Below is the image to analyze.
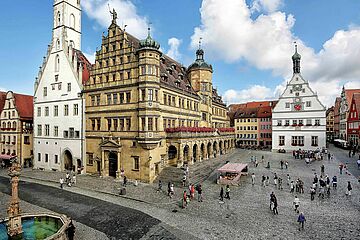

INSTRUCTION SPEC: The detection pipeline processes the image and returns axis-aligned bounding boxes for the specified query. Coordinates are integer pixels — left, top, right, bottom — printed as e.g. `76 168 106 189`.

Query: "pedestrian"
72 175 76 185
186 165 189 175
346 181 352 196
190 184 195 199
313 174 318 188
59 177 64 189
251 173 256 185
357 159 360 170
339 164 343 174
266 176 270 186
157 180 162 192
167 182 171 196
274 173 278 186
326 183 331 196
182 190 187 208
328 152 331 161
170 183 174 198
318 186 325 199
293 196 300 213
225 185 230 200
310 187 315 201
285 161 288 169
266 161 270 169
269 192 275 210
262 175 266 187
332 176 337 189
255 159 259 168
299 180 304 194
66 219 76 240
280 160 284 169
182 174 187 187
297 212 306 231
320 164 325 175
123 176 127 187
348 150 351 158
273 197 279 215
197 184 203 202
65 172 70 184
287 174 291 186
219 186 224 201
278 177 283 190
290 181 294 193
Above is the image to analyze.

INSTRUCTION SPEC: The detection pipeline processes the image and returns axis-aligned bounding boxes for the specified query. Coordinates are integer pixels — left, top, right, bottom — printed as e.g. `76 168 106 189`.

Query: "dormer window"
171 63 176 70
167 67 172 75
160 56 165 64
178 73 183 80
186 84 191 91
175 79 180 87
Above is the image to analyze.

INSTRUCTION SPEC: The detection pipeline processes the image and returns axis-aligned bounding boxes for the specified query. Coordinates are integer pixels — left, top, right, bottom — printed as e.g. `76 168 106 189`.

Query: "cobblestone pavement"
0 192 109 240
0 146 359 239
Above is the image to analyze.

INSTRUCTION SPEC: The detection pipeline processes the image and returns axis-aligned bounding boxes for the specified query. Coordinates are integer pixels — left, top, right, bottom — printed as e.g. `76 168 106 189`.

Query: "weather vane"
199 37 203 49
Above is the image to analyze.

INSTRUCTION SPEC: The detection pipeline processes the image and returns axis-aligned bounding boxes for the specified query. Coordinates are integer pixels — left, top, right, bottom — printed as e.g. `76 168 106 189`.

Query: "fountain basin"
0 213 71 240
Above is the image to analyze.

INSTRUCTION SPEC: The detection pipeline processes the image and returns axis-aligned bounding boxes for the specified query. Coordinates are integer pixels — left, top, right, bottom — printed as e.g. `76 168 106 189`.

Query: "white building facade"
272 47 326 151
33 0 90 172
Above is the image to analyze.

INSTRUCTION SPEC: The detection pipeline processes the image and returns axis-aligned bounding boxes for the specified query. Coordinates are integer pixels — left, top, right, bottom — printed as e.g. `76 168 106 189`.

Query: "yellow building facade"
234 108 259 146
83 16 235 182
0 91 33 167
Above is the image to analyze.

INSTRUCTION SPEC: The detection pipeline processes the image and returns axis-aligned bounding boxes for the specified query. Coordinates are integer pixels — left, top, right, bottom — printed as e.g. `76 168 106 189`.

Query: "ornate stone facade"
84 18 234 182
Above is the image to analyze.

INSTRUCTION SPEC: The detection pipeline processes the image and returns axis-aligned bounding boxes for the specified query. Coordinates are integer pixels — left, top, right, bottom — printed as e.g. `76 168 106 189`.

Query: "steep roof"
73 49 92 84
13 93 33 119
350 93 360 120
257 106 272 118
234 107 259 118
334 97 341 115
0 92 6 113
326 106 334 116
345 89 360 106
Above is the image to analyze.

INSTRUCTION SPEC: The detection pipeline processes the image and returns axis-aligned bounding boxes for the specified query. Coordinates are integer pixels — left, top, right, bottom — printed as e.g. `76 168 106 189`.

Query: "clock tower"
271 45 326 151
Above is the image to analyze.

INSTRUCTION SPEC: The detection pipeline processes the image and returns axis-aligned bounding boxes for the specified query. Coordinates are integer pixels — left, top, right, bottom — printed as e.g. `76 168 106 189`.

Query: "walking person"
273 173 278 186
339 164 343 174
290 181 295 193
123 176 127 187
297 212 306 231
219 186 224 201
182 190 187 208
280 160 284 169
346 181 352 196
72 175 76 185
320 164 325 175
285 161 288 169
269 192 275 210
278 177 283 190
65 172 70 185
262 175 266 187
310 187 316 201
167 182 171 196
332 176 337 189
182 174 187 187
59 177 64 189
266 176 270 186
225 185 230 200
293 196 300 213
170 183 174 198
197 184 203 202
287 174 291 186
273 197 279 215
157 180 162 192
251 173 256 186
190 184 195 200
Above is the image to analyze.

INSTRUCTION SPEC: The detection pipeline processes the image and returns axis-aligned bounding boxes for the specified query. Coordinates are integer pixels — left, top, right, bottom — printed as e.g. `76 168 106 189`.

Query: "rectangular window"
141 90 146 101
285 102 290 108
67 83 71 92
38 153 41 162
64 105 69 116
306 119 312 125
54 106 58 116
87 153 94 166
24 136 30 144
91 96 95 106
277 120 282 126
55 155 59 164
306 101 311 107
120 93 124 104
311 136 318 146
73 104 78 115
54 126 58 137
202 113 207 121
148 118 153 131
292 120 297 125
45 124 50 136
155 90 158 102
107 94 112 105
91 119 96 131
119 119 124 131
107 119 112 131
37 125 42 136
63 130 69 138
141 117 146 131
126 118 131 130
126 92 131 103
97 119 101 130
96 95 100 106
37 107 41 117
75 131 80 138
133 157 140 171
148 89 153 101
45 107 49 116
43 87 47 97
113 119 118 131
279 136 285 146
45 154 49 163
69 128 74 138
299 119 303 125
315 119 320 126
113 93 118 104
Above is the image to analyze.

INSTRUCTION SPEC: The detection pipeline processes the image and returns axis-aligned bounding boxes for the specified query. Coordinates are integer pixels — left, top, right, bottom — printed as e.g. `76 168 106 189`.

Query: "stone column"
188 145 194 165
196 145 201 162
116 151 121 179
177 144 183 168
208 144 213 159
101 150 105 176
203 144 208 160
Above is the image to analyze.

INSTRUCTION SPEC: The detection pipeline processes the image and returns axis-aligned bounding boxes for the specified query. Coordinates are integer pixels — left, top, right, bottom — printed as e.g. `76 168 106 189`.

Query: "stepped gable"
73 49 92 84
159 55 198 97
0 92 6 112
212 88 226 106
13 93 33 120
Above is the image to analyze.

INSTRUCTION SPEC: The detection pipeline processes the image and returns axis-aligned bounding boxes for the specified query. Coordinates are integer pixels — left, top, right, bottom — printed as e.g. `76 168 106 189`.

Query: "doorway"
108 152 118 177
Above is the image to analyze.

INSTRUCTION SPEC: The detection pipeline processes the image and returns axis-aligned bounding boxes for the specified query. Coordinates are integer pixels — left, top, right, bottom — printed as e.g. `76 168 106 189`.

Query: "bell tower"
52 0 81 52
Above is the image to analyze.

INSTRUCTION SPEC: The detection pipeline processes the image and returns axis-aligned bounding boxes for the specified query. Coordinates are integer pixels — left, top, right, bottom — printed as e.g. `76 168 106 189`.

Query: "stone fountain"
0 160 73 240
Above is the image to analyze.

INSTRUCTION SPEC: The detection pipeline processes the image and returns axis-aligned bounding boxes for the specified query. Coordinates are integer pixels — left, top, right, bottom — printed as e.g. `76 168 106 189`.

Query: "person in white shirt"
251 173 256 185
59 177 64 189
293 196 300 213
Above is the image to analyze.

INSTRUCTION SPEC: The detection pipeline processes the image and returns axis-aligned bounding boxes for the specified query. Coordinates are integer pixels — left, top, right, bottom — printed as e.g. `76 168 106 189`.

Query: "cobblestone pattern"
1 145 359 239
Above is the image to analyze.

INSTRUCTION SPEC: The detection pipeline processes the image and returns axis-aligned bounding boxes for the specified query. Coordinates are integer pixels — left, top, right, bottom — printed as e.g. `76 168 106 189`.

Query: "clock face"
295 97 301 103
294 104 302 111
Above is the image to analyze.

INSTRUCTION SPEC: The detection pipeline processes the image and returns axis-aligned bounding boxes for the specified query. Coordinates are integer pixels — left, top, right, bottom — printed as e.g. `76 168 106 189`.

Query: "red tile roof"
350 93 360 120
74 49 92 84
13 93 33 119
345 89 360 106
334 97 341 115
257 106 272 118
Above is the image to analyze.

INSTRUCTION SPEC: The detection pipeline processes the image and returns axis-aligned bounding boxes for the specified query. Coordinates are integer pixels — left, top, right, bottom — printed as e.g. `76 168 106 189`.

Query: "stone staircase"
156 150 237 187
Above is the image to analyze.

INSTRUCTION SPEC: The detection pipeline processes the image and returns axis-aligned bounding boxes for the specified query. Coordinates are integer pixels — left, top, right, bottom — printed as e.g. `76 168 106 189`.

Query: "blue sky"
1 0 360 106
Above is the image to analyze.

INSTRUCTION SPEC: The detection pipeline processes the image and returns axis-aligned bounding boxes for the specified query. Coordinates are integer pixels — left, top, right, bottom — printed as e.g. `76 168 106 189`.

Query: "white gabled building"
272 46 326 151
33 0 91 172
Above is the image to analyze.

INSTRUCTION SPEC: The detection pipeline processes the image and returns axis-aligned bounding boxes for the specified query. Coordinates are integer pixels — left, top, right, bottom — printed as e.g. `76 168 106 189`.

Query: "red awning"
0 154 16 160
217 163 248 173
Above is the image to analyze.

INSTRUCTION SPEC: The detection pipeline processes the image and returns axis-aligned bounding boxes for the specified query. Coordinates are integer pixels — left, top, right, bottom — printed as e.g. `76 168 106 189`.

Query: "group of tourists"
59 172 76 189
293 149 324 162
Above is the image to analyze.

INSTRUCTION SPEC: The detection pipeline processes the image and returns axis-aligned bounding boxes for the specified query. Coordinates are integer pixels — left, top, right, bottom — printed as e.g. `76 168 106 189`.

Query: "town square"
0 0 360 239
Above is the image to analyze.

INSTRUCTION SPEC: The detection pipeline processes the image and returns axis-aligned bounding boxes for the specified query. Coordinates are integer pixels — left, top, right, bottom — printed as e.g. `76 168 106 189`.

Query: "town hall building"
272 46 326 151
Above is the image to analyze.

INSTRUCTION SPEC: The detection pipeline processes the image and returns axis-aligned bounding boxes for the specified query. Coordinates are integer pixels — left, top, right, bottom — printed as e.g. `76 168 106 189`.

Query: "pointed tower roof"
292 44 301 74
188 39 212 72
139 27 160 50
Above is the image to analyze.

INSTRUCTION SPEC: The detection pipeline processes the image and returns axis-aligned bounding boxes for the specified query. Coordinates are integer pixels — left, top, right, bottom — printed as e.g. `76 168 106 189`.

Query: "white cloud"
166 38 182 61
223 85 273 104
191 0 360 107
251 0 283 13
83 52 96 64
81 0 148 39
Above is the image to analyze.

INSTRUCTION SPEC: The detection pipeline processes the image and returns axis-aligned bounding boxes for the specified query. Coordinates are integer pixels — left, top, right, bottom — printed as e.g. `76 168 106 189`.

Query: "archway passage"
108 152 118 177
193 144 198 162
64 150 73 171
201 143 205 160
168 145 177 160
183 145 190 163
213 142 218 158
207 142 212 158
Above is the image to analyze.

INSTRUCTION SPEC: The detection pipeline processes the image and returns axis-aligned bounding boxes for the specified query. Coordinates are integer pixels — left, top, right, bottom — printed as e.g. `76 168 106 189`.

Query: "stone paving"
0 145 359 239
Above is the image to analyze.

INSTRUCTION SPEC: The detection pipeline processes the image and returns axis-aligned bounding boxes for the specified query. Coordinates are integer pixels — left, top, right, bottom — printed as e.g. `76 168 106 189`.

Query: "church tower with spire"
272 45 326 151
33 0 90 172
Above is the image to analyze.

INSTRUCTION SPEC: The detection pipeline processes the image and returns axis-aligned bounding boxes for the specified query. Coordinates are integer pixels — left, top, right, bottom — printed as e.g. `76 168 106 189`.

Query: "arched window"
55 54 60 72
69 40 74 48
12 122 16 129
7 122 11 128
2 122 5 128
57 11 61 26
70 14 75 29
56 39 60 50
